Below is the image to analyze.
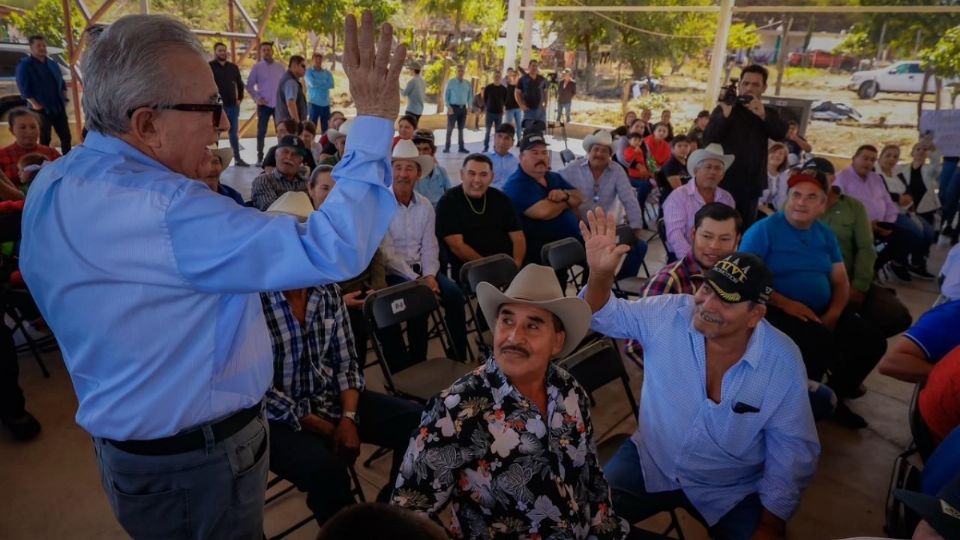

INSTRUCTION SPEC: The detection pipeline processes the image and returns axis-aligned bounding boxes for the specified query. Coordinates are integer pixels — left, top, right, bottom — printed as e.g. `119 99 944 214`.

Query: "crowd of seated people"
11 38 960 540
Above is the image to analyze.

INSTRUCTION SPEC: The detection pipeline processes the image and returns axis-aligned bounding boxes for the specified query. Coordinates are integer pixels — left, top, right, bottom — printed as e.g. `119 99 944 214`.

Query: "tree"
9 0 84 49
833 30 874 58
727 22 760 52
919 25 960 115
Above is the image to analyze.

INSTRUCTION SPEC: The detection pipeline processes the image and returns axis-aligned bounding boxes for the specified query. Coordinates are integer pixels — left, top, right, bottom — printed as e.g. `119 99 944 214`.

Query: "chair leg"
11 320 50 378
362 446 392 469
348 465 366 502
663 509 685 539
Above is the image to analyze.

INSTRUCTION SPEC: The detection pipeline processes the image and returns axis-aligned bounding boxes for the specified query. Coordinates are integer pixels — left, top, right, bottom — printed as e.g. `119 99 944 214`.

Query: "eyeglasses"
126 99 223 128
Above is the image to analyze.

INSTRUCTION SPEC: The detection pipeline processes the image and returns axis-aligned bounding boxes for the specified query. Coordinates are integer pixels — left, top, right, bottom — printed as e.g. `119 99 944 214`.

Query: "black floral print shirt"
392 358 628 539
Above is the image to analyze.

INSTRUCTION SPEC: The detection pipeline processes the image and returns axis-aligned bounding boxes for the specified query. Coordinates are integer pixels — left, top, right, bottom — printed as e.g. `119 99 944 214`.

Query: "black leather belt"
106 403 261 456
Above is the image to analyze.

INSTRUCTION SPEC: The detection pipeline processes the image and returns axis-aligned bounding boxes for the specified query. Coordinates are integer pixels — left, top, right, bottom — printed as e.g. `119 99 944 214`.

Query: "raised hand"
342 11 407 120
579 208 630 278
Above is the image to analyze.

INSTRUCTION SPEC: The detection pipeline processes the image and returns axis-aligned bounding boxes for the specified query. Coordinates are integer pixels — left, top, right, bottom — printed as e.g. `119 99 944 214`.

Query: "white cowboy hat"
582 130 614 153
265 191 313 222
686 142 735 177
211 147 234 169
476 264 592 359
391 139 435 179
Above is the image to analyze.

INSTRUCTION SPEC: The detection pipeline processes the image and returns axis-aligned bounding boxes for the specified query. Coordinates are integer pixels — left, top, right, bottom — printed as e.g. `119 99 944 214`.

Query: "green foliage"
630 92 672 113
423 57 447 94
727 23 760 51
833 31 874 57
920 25 960 80
9 0 84 49
850 0 960 59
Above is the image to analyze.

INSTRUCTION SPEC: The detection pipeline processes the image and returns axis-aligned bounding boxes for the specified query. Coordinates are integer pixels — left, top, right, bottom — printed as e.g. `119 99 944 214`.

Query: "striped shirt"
581 291 820 525
262 285 364 430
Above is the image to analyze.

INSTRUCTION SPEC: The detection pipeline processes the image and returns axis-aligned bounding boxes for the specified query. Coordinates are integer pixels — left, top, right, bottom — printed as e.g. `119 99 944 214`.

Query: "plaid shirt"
0 143 61 184
251 168 308 210
642 253 704 297
261 285 364 431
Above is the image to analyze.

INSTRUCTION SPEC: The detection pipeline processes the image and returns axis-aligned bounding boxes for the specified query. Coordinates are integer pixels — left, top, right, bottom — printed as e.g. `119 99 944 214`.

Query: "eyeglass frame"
126 99 223 128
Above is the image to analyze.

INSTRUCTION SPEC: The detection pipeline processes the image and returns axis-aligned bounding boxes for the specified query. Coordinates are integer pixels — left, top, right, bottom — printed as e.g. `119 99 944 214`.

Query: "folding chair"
363 281 474 403
459 254 518 359
657 218 677 264
558 337 684 539
613 225 649 299
2 285 55 378
264 466 365 540
541 238 587 294
883 383 932 538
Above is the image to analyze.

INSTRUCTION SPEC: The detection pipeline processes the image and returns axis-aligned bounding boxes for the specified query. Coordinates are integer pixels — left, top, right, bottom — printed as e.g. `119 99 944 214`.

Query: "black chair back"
558 337 638 418
460 254 518 294
615 224 633 246
541 238 585 272
363 280 438 331
908 383 937 461
657 217 676 264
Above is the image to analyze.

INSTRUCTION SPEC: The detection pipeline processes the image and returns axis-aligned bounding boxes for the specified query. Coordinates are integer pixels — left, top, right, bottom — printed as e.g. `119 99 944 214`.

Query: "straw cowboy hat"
686 142 735 177
476 264 592 359
392 139 435 179
265 191 313 222
211 147 233 169
582 130 614 153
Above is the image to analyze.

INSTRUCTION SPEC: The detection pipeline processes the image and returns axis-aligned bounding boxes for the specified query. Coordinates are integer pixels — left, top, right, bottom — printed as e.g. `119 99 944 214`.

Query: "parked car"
789 50 859 71
848 61 956 99
0 41 73 119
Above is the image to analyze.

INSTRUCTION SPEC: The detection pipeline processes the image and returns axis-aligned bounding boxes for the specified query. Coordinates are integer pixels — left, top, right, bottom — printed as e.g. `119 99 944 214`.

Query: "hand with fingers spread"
342 11 407 120
579 207 630 278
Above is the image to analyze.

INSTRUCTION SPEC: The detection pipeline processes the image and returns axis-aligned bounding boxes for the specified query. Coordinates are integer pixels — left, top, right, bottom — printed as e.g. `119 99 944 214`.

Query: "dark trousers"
731 191 759 230
94 413 269 540
381 274 468 372
941 159 960 230
404 111 421 125
483 112 502 151
256 105 275 160
224 105 241 160
856 284 912 339
876 222 912 268
445 105 467 151
0 324 25 420
267 391 422 524
308 104 331 133
38 109 71 154
606 441 762 540
765 306 886 399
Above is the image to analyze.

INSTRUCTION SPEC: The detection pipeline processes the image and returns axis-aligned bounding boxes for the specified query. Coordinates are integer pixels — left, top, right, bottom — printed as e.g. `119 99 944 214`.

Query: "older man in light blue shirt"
578 209 819 540
20 12 405 540
443 64 473 154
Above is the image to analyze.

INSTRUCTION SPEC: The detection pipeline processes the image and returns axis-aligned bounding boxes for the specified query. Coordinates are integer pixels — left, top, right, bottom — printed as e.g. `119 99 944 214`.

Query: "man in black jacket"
704 64 787 227
209 43 248 166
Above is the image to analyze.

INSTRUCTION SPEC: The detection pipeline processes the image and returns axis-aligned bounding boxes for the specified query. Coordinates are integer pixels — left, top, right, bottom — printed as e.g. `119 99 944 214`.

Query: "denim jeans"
505 108 522 132
605 440 763 540
38 108 71 154
895 212 935 264
445 105 467 150
256 104 275 160
483 112 502 151
223 104 241 159
557 102 572 124
308 104 331 132
940 158 960 230
94 413 269 540
617 238 648 280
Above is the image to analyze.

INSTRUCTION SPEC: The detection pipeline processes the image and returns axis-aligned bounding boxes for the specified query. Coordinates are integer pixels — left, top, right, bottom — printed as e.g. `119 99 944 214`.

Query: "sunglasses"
126 99 223 128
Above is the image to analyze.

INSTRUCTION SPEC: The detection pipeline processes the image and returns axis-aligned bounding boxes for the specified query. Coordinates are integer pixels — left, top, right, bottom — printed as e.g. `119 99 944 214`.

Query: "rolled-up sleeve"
166 116 397 293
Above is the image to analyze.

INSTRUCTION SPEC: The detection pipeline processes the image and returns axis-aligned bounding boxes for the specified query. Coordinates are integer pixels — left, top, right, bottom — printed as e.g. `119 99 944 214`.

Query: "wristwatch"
343 411 359 426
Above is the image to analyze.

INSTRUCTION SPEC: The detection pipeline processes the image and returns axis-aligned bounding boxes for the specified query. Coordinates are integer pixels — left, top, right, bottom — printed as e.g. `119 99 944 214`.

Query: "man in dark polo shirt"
209 42 248 166
436 153 525 278
503 131 582 265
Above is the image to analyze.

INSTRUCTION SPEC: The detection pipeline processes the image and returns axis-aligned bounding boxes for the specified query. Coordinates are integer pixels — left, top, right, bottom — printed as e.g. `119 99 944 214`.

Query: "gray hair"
81 15 206 136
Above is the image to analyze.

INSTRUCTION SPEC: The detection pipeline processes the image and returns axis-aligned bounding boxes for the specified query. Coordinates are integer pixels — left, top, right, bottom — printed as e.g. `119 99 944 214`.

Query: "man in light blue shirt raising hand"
579 208 819 540
20 11 406 540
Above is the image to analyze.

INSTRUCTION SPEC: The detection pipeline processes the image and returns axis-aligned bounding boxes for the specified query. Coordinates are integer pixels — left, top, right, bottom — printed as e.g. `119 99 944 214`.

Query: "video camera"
719 77 754 106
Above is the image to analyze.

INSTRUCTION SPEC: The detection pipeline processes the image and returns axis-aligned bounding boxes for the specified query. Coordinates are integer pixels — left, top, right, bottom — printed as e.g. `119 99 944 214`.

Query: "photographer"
705 64 787 227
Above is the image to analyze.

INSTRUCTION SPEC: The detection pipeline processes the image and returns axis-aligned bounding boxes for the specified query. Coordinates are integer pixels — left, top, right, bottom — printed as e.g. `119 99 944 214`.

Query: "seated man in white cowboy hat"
580 208 819 540
392 263 629 539
198 147 245 205
261 191 424 526
661 142 736 260
560 129 648 280
380 139 468 368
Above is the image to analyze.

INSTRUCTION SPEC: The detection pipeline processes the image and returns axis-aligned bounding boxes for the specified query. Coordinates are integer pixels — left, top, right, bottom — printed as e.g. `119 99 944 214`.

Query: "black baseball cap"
801 156 835 176
703 252 773 304
895 474 960 540
519 131 548 152
276 135 310 159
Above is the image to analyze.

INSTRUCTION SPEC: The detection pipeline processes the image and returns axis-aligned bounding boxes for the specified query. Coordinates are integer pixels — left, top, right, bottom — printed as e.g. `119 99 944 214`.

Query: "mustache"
500 344 530 357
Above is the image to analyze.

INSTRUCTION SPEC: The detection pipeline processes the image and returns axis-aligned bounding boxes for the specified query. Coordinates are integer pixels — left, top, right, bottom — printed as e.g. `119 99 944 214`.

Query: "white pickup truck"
848 61 955 98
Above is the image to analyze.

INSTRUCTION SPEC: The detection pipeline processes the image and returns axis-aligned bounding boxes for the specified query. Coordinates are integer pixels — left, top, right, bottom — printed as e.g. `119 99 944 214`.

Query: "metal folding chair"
613 224 649 298
541 238 587 294
459 254 518 359
264 466 365 540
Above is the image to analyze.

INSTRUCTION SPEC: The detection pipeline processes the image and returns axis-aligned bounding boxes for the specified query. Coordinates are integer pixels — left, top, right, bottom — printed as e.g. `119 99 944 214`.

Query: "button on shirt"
305 67 334 107
486 150 519 190
581 292 820 525
246 59 286 109
662 180 735 259
19 117 397 440
833 166 899 223
393 358 629 539
381 191 439 280
559 157 644 229
444 78 473 107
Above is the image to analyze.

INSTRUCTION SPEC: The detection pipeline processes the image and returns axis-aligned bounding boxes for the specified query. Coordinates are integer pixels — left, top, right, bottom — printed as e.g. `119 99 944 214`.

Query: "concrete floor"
1 129 949 539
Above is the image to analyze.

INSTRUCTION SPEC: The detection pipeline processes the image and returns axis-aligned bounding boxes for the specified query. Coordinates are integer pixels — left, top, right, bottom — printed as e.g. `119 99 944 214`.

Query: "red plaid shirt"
642 252 705 297
0 143 61 185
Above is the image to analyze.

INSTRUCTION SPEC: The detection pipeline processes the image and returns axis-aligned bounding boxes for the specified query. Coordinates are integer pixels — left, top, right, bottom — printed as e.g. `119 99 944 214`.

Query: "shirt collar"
83 131 176 172
483 357 561 406
685 299 764 370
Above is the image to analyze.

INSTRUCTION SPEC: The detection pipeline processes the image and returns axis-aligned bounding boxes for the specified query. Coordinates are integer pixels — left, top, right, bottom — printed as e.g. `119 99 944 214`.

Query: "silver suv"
0 41 73 119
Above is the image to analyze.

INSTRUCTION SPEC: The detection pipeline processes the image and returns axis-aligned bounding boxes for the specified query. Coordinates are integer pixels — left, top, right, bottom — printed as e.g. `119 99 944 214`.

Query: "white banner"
920 110 960 157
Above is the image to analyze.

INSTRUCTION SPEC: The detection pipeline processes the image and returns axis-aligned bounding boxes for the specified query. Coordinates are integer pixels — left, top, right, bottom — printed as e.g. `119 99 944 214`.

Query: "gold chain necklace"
463 188 487 215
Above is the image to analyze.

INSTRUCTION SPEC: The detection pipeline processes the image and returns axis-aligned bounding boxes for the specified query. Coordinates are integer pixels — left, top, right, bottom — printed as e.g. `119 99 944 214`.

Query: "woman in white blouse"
757 141 791 217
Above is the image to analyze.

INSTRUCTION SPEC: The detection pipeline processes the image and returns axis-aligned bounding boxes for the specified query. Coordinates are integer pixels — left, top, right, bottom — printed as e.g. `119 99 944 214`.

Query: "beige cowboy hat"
392 139 435 179
210 147 234 169
476 264 592 359
686 142 735 177
582 130 614 153
265 191 313 222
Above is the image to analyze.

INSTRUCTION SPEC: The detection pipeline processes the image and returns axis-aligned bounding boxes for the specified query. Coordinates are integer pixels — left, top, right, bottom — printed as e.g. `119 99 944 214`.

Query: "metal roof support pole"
703 0 734 111
520 0 534 68
62 0 84 138
502 0 521 73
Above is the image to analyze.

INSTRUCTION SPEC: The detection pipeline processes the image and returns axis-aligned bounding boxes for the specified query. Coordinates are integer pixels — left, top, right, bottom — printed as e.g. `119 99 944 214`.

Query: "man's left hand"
333 418 361 465
821 311 840 331
547 189 567 203
745 97 766 119
422 275 441 295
